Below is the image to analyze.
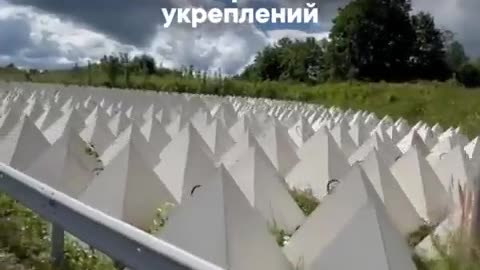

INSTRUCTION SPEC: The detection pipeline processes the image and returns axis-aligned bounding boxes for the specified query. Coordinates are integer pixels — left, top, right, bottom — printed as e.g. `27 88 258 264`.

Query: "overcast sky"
0 0 478 74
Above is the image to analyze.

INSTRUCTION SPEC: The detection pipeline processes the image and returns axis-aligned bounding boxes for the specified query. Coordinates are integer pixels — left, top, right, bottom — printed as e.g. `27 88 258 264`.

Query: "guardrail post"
51 222 65 266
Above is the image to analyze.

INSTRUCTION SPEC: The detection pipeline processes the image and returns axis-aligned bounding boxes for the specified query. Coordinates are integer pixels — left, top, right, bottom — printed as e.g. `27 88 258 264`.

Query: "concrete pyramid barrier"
431 146 473 208
140 116 172 157
80 107 116 155
101 124 158 167
390 146 451 224
25 128 101 197
197 119 235 162
283 165 417 270
227 143 305 232
330 119 357 157
286 127 351 199
43 109 86 144
158 166 292 270
288 116 314 148
464 136 480 160
3 83 480 267
256 121 300 176
349 133 402 167
154 123 217 203
79 139 176 230
3 116 50 171
361 149 424 236
397 129 430 156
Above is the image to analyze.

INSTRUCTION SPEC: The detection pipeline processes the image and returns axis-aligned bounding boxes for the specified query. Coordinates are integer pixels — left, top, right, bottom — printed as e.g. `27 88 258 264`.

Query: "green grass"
289 189 320 216
414 232 480 270
0 193 117 270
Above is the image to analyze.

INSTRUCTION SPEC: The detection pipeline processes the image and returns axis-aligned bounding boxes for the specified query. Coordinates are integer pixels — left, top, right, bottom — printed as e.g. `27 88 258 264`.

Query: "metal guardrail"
0 163 224 270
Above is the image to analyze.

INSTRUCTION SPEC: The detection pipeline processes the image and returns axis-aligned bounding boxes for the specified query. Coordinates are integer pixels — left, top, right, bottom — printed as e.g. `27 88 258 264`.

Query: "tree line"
241 0 480 87
4 0 479 88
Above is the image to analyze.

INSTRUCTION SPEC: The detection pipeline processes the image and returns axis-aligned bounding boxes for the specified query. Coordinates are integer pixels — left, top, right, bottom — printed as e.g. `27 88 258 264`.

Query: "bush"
456 64 480 88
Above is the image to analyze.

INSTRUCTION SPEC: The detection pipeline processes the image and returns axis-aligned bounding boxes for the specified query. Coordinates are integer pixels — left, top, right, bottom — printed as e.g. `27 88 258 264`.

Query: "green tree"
255 45 283 80
87 61 92 85
446 41 469 72
100 55 121 86
328 0 416 81
279 38 325 82
120 53 131 87
456 63 480 88
241 37 327 83
410 12 451 80
132 54 156 75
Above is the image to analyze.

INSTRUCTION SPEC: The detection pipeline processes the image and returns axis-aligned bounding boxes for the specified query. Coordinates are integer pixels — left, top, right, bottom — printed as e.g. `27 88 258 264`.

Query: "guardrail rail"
0 163 223 270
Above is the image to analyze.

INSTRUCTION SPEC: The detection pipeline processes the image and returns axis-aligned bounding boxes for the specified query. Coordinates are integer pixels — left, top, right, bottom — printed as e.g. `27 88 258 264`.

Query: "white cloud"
0 1 338 73
0 3 136 68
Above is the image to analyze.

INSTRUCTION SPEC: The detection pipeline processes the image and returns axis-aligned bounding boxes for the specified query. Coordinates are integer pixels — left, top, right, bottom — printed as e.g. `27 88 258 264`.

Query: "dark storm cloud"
6 0 349 47
4 0 479 72
5 0 173 47
0 13 75 69
0 16 33 55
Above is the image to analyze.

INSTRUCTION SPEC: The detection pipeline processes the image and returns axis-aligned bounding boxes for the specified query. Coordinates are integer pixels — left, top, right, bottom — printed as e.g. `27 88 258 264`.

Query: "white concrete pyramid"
228 115 250 142
288 116 314 148
390 146 451 224
431 146 473 208
348 121 369 147
397 129 430 156
464 136 480 160
140 116 172 157
256 121 300 176
79 139 176 230
418 128 438 149
361 149 424 236
36 104 63 131
197 119 235 162
349 133 402 166
43 109 86 144
286 127 350 199
0 116 50 171
25 128 101 197
227 143 305 232
80 107 116 155
158 166 292 270
0 107 24 136
283 165 416 270
221 129 257 168
386 125 402 143
154 123 217 203
108 110 131 136
330 119 357 157
212 102 238 129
